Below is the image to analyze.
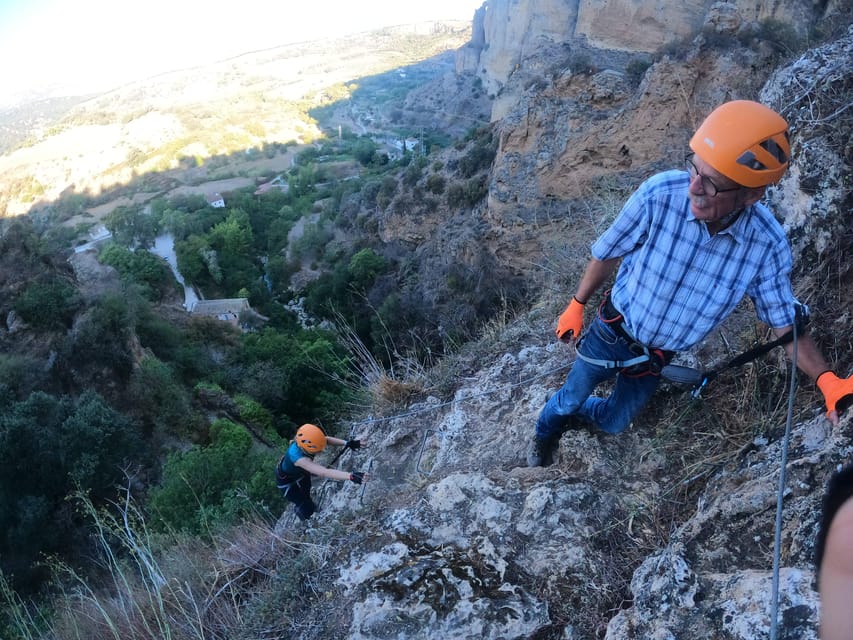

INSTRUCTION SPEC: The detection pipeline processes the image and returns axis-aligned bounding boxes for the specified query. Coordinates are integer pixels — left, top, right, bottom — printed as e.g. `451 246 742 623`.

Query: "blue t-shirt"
591 170 797 351
279 441 313 480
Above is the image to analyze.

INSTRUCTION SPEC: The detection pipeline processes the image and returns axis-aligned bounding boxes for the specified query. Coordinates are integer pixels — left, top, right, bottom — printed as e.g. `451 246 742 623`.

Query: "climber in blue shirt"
276 423 367 520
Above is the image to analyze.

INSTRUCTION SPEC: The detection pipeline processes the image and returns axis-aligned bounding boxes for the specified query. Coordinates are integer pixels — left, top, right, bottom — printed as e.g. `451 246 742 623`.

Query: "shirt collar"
684 201 754 242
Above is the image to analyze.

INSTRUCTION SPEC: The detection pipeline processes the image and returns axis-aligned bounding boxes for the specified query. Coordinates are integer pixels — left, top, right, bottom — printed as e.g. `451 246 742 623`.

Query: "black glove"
349 471 364 485
345 439 362 450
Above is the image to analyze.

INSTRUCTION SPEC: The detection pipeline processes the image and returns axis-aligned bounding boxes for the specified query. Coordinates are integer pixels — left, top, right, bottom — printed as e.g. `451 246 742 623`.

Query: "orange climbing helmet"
689 100 790 188
295 423 327 454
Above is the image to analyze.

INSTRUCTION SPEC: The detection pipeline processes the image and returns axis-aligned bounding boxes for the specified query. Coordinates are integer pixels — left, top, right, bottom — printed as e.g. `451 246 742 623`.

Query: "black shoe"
527 436 559 467
560 414 586 433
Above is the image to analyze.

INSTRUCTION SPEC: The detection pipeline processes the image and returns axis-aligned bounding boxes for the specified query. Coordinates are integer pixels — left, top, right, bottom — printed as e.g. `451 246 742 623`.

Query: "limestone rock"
704 1 745 35
5 309 26 333
469 0 836 105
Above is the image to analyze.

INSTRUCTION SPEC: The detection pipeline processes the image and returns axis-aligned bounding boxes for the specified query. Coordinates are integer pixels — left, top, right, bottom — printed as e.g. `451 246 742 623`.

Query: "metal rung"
416 429 438 476
359 459 373 505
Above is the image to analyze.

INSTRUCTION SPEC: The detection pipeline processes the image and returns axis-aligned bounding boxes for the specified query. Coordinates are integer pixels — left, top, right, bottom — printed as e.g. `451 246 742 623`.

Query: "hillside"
1 2 853 640
0 21 474 218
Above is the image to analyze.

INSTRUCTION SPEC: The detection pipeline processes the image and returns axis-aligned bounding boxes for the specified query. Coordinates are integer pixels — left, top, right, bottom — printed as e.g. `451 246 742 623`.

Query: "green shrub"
127 357 197 437
458 132 497 178
464 176 488 206
348 248 388 289
626 59 652 87
0 390 142 590
13 278 81 331
403 163 422 187
65 294 134 379
426 173 446 195
446 182 465 208
376 176 399 209
148 419 278 535
99 244 174 300
234 394 276 435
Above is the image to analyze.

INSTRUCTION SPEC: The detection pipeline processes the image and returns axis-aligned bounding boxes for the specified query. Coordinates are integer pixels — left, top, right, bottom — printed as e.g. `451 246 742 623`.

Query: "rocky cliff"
277 12 853 640
458 0 846 117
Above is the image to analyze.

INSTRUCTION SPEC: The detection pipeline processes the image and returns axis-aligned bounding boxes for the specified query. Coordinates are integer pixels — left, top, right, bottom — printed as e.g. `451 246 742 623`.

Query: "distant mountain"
0 95 93 155
0 21 474 218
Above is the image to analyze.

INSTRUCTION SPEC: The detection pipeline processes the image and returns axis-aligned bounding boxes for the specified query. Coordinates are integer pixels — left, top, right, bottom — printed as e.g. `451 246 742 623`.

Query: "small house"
207 193 225 208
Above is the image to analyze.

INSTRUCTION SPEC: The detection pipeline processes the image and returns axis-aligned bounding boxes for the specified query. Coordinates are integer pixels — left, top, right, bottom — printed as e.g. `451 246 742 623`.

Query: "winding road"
150 233 199 309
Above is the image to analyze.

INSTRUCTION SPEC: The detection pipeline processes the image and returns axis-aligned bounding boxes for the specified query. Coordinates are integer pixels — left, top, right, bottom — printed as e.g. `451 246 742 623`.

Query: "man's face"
687 154 749 225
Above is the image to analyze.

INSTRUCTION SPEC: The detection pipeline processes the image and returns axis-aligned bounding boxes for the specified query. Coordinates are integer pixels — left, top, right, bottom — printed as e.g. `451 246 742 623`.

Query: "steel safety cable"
349 361 573 429
769 311 799 640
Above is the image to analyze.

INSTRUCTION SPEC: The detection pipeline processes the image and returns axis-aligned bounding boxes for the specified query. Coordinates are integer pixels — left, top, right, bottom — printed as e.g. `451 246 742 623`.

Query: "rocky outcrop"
461 0 843 102
762 30 853 259
606 415 845 639
295 326 849 639
483 26 853 257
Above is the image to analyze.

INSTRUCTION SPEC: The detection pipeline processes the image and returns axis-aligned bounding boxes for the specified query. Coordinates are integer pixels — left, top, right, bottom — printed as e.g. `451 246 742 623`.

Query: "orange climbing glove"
555 297 585 341
816 371 853 421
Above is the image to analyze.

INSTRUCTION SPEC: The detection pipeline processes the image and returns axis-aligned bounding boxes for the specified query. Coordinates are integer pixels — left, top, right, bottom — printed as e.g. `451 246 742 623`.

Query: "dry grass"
320 310 428 414
7 486 348 640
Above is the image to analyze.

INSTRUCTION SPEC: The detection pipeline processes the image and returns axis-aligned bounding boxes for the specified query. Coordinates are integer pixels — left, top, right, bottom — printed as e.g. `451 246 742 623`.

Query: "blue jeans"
536 316 662 438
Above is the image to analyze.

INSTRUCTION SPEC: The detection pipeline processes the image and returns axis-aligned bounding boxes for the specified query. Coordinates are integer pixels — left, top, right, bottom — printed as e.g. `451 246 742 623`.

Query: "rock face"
481 23 852 264
302 332 851 639
462 0 842 99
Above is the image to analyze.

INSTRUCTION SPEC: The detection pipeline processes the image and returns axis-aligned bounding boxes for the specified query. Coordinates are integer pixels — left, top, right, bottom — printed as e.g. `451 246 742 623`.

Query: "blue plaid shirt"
591 170 798 351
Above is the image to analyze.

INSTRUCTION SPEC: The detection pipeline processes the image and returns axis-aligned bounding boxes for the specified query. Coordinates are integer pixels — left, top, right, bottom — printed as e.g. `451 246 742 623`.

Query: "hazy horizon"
0 0 483 107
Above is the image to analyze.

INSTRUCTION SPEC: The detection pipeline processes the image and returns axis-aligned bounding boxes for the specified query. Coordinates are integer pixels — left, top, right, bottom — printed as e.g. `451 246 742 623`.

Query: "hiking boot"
527 435 559 467
560 414 586 433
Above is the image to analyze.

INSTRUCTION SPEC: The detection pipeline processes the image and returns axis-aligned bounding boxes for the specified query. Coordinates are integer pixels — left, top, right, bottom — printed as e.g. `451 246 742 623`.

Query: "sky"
0 0 484 103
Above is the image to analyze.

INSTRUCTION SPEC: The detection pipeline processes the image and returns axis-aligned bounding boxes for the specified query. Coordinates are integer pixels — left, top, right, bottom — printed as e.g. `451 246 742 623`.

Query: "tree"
98 244 173 301
175 234 213 285
66 294 135 379
59 390 142 495
0 391 142 590
148 419 278 534
209 209 253 257
426 173 446 195
348 248 387 290
127 357 195 436
104 205 158 248
13 277 81 331
352 138 379 166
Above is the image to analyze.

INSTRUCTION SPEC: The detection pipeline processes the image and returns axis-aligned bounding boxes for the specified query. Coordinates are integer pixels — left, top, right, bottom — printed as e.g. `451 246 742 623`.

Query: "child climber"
276 423 367 521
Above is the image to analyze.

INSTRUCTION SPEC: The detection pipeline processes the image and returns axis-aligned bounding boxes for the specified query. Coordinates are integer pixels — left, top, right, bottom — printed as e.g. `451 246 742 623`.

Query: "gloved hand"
817 371 853 422
555 297 585 341
345 439 362 450
349 471 365 484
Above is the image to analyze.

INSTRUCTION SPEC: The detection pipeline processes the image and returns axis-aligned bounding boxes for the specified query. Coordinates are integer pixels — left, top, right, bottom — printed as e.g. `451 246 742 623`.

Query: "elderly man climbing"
529 100 853 467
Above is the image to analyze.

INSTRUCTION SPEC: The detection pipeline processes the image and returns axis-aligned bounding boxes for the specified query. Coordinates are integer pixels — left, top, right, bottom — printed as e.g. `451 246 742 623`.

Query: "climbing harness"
574 293 674 377
275 449 307 489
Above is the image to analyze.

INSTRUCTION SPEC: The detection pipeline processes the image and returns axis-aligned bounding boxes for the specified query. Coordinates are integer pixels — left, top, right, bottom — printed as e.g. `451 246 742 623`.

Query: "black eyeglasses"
685 154 742 197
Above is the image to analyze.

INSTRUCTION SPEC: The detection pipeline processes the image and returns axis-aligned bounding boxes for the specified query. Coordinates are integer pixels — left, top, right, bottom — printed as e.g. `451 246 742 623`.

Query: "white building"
207 193 225 208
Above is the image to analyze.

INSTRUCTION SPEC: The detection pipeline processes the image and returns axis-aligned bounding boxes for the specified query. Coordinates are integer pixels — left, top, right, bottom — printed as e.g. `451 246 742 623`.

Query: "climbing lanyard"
661 305 810 397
